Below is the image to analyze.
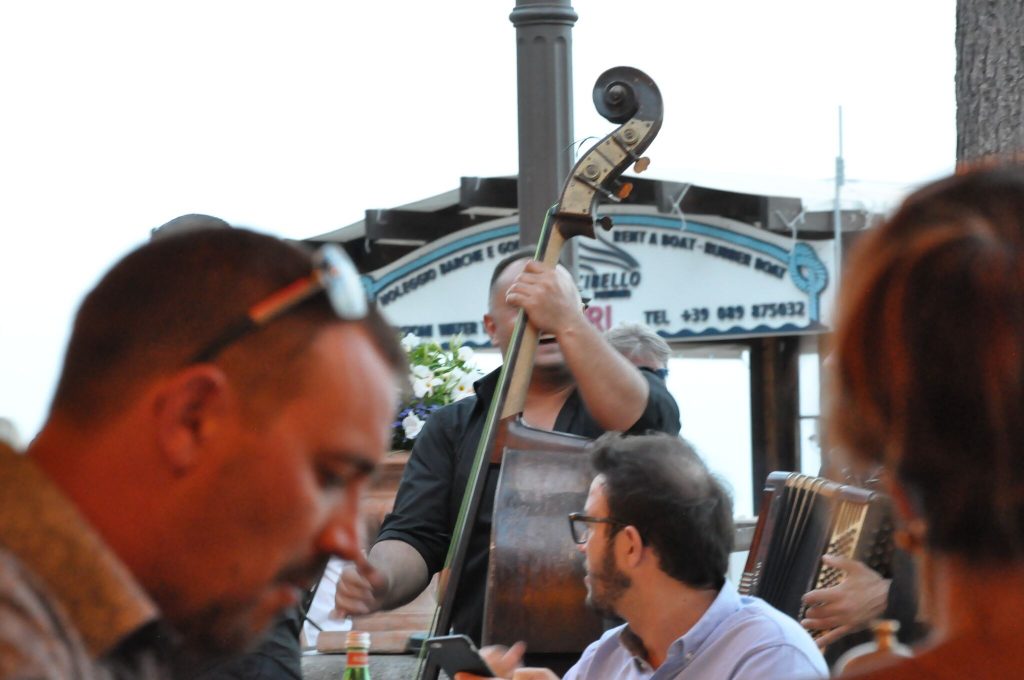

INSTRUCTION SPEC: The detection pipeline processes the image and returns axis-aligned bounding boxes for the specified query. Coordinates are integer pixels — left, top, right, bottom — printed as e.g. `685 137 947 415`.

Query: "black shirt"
192 608 302 680
375 366 681 643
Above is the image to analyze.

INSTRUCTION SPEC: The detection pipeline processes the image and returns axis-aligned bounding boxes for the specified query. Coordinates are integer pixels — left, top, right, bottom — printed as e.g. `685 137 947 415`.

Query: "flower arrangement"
392 333 485 450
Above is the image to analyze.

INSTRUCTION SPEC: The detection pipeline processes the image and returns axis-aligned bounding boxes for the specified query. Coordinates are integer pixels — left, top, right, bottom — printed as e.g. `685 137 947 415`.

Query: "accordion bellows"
738 472 895 636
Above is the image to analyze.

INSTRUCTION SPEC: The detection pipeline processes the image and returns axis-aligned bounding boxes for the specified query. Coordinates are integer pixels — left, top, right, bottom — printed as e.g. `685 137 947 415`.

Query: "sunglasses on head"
190 244 367 364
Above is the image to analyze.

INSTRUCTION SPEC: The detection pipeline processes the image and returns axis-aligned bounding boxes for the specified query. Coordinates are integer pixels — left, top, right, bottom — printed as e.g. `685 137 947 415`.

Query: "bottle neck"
874 631 895 653
346 645 369 668
872 620 900 654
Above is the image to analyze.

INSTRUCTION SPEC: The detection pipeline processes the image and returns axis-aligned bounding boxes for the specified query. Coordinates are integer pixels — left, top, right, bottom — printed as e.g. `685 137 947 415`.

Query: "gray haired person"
605 322 671 378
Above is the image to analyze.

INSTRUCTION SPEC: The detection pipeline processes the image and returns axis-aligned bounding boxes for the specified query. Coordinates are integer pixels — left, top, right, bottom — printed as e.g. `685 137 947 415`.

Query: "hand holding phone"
425 634 494 677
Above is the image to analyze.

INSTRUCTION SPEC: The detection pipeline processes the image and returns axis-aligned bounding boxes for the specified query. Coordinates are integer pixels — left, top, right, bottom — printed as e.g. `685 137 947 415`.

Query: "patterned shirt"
0 445 175 679
563 581 828 680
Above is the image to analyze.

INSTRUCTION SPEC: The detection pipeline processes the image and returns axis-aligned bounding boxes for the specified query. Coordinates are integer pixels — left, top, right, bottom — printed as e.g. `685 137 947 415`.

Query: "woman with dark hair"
829 165 1024 678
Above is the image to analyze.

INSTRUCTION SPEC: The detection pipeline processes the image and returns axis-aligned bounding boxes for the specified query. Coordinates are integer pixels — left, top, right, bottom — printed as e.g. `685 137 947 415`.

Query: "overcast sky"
0 1 955 441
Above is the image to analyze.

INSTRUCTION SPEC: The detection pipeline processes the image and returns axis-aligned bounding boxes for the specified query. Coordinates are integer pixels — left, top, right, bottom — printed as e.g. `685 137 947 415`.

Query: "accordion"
738 472 895 635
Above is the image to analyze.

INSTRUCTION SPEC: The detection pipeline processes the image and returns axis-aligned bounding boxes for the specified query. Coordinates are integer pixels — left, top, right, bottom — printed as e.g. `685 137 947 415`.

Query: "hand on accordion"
800 554 891 648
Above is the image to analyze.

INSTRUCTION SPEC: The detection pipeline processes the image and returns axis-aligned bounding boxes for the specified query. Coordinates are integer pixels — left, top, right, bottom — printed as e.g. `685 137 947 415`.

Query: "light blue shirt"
562 581 828 680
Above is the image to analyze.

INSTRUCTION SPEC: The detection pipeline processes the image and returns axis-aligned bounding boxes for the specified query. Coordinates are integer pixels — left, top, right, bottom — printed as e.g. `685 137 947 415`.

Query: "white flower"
452 372 477 401
412 374 443 398
412 378 431 398
394 335 488 444
402 413 425 439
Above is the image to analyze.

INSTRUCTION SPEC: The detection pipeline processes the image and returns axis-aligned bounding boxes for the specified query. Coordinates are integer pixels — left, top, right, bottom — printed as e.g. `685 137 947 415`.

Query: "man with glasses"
458 433 827 679
335 249 680 656
0 227 404 678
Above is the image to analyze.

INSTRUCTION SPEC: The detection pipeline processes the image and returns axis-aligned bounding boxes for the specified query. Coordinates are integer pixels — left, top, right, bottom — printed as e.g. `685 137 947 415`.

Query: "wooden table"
301 652 425 679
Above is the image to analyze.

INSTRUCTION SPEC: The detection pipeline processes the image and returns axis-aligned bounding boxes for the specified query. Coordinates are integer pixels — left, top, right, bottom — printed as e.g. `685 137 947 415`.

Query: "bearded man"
460 433 828 680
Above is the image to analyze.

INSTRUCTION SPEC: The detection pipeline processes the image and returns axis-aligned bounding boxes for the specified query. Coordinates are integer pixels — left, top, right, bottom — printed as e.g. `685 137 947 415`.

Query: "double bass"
419 66 663 679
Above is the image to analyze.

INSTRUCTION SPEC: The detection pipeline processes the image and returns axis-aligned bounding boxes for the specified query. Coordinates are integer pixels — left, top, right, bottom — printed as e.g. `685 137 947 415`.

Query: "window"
798 335 823 476
665 345 754 518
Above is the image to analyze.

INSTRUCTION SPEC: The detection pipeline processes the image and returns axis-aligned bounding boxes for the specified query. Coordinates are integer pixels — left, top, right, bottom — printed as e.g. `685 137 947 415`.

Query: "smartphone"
425 634 494 677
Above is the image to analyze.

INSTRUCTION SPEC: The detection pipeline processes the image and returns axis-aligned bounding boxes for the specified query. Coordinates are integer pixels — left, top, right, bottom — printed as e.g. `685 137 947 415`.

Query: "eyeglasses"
568 512 629 545
190 244 367 364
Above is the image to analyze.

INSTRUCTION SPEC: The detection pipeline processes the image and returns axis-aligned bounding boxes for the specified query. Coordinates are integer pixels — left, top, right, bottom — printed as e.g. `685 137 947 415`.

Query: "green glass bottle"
342 630 371 679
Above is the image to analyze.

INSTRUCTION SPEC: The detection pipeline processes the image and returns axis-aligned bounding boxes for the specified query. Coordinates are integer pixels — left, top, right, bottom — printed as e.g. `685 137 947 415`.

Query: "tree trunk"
956 0 1024 163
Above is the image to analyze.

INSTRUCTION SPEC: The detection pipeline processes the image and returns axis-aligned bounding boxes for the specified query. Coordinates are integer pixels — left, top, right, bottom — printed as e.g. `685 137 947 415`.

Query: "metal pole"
509 0 577 255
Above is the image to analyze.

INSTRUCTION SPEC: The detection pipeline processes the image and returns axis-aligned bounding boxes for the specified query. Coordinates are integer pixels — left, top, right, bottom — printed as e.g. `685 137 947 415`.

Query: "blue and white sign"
576 207 835 340
364 218 521 345
363 206 836 345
